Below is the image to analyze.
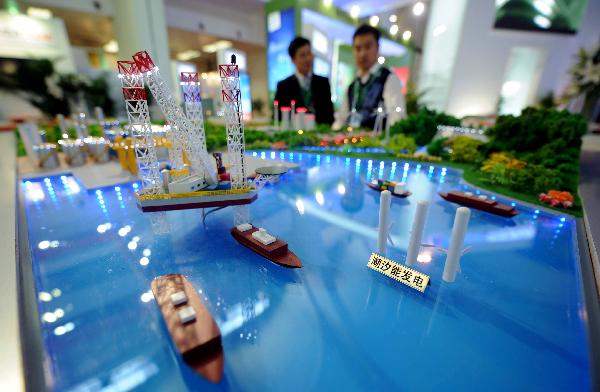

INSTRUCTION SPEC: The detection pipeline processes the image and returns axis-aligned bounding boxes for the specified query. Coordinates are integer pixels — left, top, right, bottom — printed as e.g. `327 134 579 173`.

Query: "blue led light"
560 217 566 222
534 209 539 214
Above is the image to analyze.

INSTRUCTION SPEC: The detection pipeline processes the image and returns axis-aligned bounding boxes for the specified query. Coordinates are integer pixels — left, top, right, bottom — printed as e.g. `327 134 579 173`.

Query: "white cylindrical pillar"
291 100 296 129
95 106 105 123
377 190 392 255
113 0 173 91
443 207 471 282
273 100 279 130
406 200 429 266
57 114 68 139
280 108 291 130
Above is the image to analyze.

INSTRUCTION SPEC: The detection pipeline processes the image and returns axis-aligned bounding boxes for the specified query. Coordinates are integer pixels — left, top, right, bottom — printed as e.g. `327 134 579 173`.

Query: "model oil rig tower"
117 51 300 268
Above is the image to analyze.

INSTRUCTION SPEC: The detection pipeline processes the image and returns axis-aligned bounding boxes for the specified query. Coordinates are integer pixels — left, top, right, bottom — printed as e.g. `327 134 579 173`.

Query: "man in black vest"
333 24 406 130
274 37 334 126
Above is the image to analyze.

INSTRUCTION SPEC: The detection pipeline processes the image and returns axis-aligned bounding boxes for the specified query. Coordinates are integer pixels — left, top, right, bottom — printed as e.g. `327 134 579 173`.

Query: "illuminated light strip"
137 188 253 201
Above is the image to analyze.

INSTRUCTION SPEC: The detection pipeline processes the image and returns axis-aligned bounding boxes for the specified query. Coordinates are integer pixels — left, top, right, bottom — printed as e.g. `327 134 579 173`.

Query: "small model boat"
367 179 412 198
439 190 518 217
231 224 302 268
151 274 224 383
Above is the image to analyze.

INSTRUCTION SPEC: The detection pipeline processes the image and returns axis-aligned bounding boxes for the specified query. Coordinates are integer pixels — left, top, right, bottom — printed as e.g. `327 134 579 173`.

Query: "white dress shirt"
295 71 312 91
333 63 407 130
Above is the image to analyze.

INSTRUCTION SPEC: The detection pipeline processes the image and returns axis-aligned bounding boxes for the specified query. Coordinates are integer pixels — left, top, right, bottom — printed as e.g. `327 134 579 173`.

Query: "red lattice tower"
219 62 246 190
131 50 216 182
180 72 201 102
132 50 156 73
117 59 162 195
179 71 207 171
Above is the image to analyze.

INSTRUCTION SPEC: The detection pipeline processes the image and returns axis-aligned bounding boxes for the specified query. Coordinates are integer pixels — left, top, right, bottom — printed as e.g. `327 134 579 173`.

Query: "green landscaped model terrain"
276 107 587 216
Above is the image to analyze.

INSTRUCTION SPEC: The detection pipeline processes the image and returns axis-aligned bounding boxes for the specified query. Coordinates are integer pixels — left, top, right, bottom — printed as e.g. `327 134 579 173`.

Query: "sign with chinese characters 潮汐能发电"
367 253 430 293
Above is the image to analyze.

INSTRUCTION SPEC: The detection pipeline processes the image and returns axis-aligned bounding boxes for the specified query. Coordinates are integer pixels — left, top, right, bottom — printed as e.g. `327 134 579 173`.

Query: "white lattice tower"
164 123 184 171
233 205 250 226
219 62 247 190
132 51 217 184
117 60 163 195
150 211 171 234
252 174 280 191
180 72 208 158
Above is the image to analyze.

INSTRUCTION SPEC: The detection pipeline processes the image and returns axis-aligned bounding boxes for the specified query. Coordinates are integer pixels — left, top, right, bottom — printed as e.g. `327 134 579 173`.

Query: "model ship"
367 178 412 198
439 190 518 217
231 224 302 268
151 274 223 383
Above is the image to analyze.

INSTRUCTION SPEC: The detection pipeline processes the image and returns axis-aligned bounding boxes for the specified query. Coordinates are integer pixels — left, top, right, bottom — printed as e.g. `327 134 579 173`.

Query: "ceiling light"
533 15 551 28
389 14 397 23
402 30 412 40
27 7 52 19
433 24 447 37
176 50 201 61
202 40 232 53
323 0 333 6
501 81 521 97
103 40 119 54
350 5 360 19
413 2 425 16
378 56 385 64
369 15 379 26
389 24 399 35
533 0 553 16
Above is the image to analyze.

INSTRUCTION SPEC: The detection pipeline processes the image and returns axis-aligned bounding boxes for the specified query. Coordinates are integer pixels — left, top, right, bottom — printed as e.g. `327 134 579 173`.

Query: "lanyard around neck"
352 69 380 110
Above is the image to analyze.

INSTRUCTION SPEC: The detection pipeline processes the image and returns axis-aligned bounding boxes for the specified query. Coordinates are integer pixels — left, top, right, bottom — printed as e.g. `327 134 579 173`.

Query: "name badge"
367 253 430 293
349 110 362 128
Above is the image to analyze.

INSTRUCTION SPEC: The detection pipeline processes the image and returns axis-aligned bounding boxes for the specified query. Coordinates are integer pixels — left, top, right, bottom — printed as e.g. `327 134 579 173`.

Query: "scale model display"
117 51 301 269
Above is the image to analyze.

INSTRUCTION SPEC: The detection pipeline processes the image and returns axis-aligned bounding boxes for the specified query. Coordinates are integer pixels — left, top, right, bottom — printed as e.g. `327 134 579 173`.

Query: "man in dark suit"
274 36 334 126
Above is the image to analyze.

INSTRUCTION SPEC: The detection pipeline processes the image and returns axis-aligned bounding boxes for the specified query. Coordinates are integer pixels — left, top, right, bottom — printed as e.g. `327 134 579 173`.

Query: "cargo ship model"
367 178 412 198
231 224 302 268
151 274 224 383
439 190 518 217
